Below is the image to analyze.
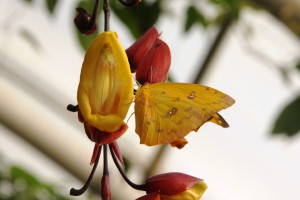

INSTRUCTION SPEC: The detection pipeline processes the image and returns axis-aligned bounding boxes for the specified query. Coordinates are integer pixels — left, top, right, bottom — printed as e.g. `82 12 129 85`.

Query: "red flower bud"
139 173 207 200
126 26 159 72
135 38 171 84
74 8 97 35
146 173 201 196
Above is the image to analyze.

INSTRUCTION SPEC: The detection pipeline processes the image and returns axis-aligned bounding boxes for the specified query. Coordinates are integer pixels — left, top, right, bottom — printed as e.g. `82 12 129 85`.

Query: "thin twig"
193 15 234 83
103 0 110 31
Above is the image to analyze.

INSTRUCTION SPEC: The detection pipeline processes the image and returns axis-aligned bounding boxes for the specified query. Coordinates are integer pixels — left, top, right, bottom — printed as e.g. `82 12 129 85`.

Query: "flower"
77 31 133 144
126 26 171 84
137 173 207 200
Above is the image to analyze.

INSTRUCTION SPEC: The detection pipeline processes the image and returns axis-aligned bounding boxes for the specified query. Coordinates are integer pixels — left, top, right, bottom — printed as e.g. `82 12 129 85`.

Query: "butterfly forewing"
134 82 235 146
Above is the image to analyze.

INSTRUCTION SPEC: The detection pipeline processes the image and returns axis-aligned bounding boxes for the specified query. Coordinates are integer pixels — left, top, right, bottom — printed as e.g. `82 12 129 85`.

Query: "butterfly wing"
134 82 235 146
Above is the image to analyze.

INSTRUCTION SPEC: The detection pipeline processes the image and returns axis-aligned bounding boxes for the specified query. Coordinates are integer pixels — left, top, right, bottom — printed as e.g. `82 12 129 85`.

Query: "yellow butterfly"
134 82 235 148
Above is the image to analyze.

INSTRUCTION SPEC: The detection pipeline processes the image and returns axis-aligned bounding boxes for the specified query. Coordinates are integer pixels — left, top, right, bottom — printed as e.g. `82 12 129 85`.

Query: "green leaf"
122 156 131 173
296 60 300 71
272 95 300 136
76 0 95 13
209 0 240 19
185 5 208 32
22 0 34 3
45 0 59 14
0 161 75 199
76 30 98 52
10 166 42 188
167 73 175 82
111 0 162 39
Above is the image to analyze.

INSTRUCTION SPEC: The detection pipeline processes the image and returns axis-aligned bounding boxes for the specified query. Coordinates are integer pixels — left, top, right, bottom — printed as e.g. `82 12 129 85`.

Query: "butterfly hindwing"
134 82 235 146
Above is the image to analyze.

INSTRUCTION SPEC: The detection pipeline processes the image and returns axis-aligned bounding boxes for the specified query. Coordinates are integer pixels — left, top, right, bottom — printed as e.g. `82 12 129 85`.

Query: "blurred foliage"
185 5 208 32
21 0 59 14
77 30 99 52
46 0 59 14
110 0 162 39
272 95 300 136
296 60 300 71
0 157 99 200
209 0 241 18
0 159 71 200
272 59 300 137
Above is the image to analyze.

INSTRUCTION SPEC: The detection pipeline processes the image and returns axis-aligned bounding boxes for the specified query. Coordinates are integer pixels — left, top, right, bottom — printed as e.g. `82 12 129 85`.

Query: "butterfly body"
134 82 235 147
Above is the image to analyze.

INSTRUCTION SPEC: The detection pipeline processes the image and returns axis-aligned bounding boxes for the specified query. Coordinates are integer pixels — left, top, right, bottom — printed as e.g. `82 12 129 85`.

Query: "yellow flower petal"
160 181 207 200
77 31 133 132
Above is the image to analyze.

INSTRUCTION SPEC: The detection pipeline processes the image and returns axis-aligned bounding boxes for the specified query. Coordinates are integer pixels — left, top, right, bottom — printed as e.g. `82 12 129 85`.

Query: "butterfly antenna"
126 112 135 124
158 31 163 37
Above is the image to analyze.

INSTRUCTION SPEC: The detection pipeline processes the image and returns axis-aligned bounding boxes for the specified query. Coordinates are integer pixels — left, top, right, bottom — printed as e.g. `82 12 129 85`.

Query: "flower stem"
109 145 146 191
103 144 109 176
90 0 100 29
103 0 110 31
70 146 102 196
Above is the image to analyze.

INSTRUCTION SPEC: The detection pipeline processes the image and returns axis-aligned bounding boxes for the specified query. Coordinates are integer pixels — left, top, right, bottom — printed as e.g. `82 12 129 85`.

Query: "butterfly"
134 82 235 148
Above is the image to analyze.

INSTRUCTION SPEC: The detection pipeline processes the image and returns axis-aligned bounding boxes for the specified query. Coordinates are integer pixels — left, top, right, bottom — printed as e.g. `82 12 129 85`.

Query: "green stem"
90 0 100 29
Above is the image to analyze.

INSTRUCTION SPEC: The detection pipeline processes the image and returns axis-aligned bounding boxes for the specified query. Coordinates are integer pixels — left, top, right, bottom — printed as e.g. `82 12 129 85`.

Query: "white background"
1 0 300 200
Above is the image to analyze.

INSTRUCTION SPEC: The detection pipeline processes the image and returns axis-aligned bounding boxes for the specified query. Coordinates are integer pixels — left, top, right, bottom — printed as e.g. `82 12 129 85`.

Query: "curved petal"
77 31 133 132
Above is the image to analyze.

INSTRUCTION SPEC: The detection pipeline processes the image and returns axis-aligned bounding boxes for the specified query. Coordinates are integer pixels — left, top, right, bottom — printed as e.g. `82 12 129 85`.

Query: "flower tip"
109 141 124 165
146 173 202 196
126 26 159 72
135 38 171 84
101 175 112 200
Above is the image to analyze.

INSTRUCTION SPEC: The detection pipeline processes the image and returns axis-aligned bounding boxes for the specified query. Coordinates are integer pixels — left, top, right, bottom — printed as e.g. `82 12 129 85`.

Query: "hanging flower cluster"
67 0 234 199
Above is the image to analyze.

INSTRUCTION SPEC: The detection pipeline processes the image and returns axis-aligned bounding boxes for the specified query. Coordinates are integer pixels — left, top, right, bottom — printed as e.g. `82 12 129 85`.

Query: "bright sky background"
1 0 300 200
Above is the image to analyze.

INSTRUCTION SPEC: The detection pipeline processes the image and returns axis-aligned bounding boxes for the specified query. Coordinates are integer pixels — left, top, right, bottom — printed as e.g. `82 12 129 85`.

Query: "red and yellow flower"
137 173 207 200
77 31 133 145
